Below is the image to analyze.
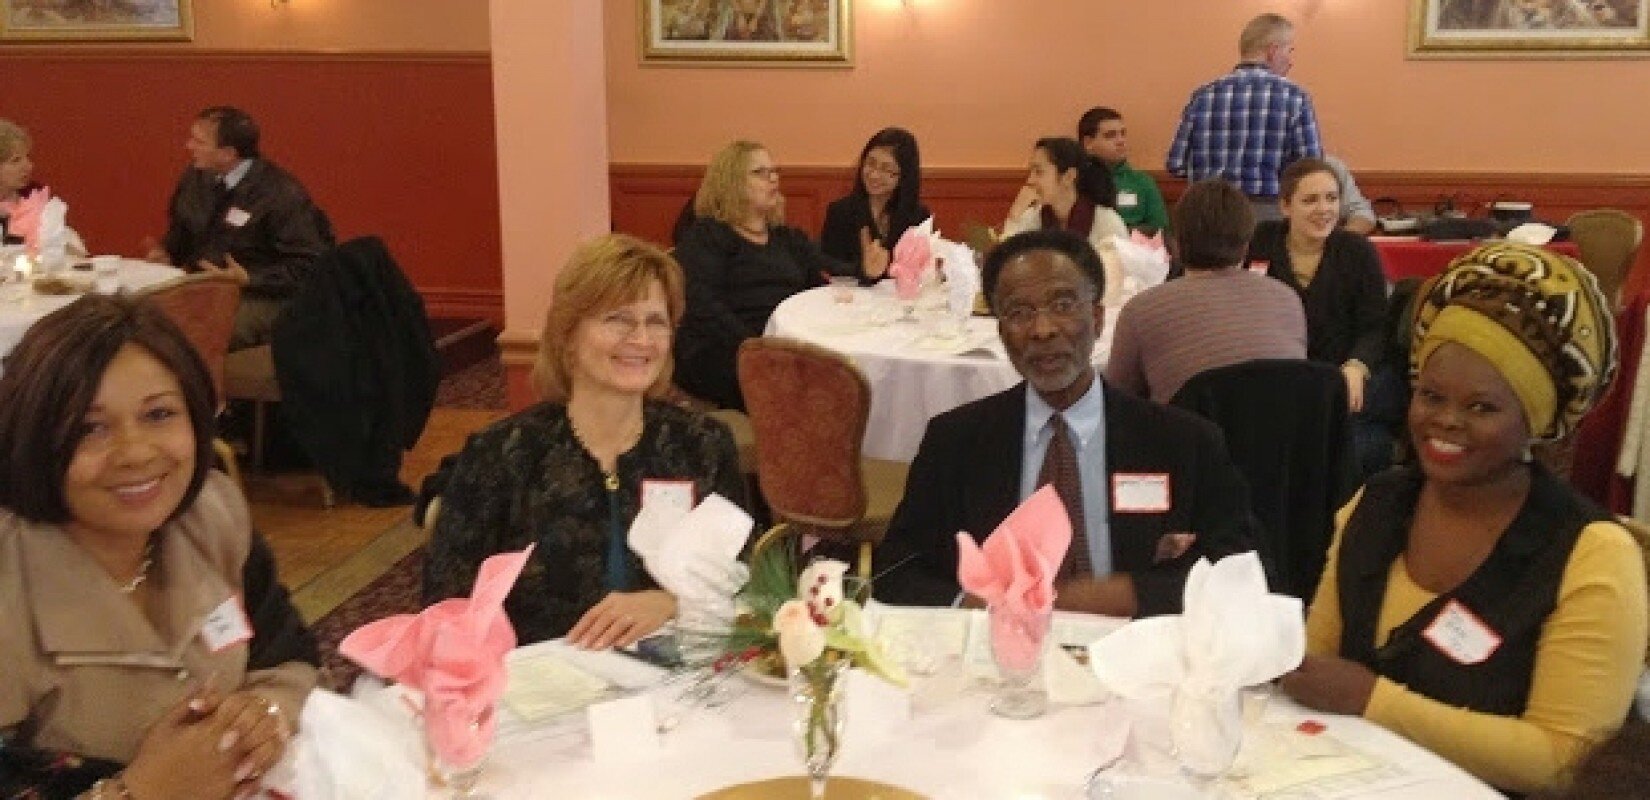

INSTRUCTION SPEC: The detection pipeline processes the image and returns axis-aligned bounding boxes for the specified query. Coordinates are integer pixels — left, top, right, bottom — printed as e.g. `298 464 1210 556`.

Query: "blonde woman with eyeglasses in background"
423 234 749 650
673 139 850 410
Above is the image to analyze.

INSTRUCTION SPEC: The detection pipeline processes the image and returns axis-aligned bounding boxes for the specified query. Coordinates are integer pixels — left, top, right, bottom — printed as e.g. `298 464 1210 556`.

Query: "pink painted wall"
604 0 1650 173
186 0 487 52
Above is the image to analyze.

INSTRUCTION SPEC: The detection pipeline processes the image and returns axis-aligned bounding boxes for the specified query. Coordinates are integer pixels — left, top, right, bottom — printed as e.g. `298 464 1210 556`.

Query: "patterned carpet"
310 547 424 691
434 355 506 410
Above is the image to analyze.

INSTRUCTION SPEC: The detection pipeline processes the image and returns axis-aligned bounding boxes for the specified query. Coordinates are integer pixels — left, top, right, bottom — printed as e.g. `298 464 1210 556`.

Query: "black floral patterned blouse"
421 400 749 644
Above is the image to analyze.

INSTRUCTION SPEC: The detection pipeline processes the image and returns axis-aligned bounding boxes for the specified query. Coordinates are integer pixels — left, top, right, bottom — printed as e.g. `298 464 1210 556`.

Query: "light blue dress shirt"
222 158 253 190
1020 379 1112 576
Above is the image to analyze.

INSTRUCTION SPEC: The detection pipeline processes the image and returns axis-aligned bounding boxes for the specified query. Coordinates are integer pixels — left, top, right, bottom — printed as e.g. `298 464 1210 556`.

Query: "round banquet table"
308 614 1502 800
765 283 1114 462
0 259 184 358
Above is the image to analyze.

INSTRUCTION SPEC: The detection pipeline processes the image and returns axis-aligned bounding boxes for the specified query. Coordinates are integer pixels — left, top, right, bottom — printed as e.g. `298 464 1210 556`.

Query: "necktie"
1038 413 1091 578
207 179 233 227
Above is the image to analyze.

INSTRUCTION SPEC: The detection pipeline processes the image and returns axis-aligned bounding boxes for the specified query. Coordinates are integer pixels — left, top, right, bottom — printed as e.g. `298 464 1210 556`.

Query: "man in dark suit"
875 228 1258 617
146 106 332 349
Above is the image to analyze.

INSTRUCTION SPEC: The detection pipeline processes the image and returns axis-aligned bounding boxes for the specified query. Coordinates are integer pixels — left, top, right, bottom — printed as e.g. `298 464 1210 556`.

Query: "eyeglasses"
595 311 673 341
863 160 901 179
999 296 1091 329
748 166 780 180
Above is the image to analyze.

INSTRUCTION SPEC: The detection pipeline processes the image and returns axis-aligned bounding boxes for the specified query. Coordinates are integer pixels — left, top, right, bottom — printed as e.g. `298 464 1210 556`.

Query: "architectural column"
489 0 610 409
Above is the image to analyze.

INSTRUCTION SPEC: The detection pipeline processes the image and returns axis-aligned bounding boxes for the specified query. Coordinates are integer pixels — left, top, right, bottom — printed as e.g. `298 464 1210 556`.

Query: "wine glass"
987 604 1051 719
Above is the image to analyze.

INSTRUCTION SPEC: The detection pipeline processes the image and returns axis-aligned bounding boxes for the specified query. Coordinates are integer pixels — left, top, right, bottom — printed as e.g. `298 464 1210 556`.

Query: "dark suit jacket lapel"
1102 384 1168 574
963 385 1027 544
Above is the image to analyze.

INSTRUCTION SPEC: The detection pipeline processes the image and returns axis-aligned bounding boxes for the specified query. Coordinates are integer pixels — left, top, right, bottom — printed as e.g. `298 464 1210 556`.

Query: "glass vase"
988 604 1051 719
788 658 849 800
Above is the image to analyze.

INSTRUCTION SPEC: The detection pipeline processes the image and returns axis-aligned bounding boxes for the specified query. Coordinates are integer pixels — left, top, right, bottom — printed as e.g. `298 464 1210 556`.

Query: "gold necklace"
119 538 157 594
569 413 644 492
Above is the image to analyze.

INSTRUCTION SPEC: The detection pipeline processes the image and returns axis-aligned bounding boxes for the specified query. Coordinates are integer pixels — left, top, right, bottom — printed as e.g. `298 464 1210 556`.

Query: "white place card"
587 694 662 763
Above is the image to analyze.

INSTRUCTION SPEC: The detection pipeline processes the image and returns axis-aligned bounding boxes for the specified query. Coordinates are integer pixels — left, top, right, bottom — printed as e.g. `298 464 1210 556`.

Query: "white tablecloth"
0 259 184 357
304 610 1500 799
765 283 1114 462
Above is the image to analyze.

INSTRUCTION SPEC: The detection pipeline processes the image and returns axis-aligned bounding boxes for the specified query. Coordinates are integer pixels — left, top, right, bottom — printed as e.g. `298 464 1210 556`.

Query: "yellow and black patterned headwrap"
1410 242 1617 442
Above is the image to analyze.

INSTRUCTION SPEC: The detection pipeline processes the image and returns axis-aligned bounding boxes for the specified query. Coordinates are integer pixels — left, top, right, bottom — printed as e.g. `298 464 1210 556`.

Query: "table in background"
0 259 184 358
765 283 1114 462
1372 237 1581 282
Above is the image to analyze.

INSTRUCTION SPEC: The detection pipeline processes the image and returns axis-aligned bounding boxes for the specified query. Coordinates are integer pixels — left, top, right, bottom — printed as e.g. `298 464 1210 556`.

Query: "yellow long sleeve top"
1306 491 1648 795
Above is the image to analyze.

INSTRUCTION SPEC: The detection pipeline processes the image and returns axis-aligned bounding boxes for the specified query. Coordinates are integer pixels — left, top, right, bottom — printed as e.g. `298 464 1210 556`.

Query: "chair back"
1567 209 1645 306
1171 358 1358 600
137 270 245 405
1616 516 1650 667
736 337 871 526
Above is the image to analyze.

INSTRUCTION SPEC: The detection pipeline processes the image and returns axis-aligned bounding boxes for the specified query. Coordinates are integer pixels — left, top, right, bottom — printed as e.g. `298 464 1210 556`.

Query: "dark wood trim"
0 47 489 63
422 288 503 326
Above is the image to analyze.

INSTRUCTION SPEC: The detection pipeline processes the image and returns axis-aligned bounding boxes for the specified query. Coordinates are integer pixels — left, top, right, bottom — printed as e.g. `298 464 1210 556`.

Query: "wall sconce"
270 0 288 8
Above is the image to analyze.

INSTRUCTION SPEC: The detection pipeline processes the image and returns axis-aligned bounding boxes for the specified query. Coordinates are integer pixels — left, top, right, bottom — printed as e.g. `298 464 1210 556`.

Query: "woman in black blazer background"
818 127 930 283
1248 157 1394 477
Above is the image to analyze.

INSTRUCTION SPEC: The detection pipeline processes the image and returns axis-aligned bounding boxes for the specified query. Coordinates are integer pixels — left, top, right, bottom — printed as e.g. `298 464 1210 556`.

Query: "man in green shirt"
1078 107 1170 234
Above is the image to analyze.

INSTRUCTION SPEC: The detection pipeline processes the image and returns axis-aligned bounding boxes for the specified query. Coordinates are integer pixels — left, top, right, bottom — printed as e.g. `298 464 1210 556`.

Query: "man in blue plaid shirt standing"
1166 13 1322 221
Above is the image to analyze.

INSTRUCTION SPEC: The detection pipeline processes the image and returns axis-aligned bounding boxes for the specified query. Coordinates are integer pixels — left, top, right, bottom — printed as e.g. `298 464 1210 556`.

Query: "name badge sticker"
1116 191 1139 208
1112 473 1171 513
1248 259 1269 275
200 595 254 653
1422 599 1502 665
224 208 251 228
641 479 695 516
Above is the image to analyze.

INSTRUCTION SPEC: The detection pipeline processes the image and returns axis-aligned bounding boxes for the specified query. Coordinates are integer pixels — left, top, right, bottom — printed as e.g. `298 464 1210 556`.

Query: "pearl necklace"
119 538 158 594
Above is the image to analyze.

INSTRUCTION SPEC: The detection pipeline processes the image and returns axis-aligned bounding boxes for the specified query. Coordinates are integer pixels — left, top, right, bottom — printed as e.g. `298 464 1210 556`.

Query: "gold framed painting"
1410 0 1650 57
1 0 192 41
641 0 851 67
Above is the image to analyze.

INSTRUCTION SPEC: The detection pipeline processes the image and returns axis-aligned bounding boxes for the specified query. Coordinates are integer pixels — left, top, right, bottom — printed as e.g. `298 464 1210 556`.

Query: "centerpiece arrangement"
684 527 906 798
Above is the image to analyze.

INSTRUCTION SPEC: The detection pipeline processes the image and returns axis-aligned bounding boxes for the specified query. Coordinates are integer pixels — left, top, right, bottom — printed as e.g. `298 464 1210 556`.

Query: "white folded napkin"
262 688 426 800
938 238 981 321
1087 553 1304 774
1506 222 1558 246
627 493 752 634
1109 232 1171 303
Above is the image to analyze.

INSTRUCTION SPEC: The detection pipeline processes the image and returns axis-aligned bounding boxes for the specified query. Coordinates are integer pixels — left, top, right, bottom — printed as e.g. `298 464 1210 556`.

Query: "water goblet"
988 603 1051 719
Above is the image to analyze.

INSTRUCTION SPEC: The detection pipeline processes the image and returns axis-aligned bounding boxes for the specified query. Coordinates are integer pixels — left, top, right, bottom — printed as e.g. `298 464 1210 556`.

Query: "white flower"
774 599 826 668
799 559 848 622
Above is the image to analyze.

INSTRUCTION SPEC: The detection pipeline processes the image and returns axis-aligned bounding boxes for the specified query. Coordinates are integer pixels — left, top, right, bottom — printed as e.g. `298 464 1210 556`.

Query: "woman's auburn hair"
692 139 783 227
531 233 687 402
0 294 216 524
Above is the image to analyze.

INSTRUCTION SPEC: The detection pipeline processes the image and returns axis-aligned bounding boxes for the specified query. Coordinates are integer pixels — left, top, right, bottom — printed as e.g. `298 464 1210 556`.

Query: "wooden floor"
246 407 503 619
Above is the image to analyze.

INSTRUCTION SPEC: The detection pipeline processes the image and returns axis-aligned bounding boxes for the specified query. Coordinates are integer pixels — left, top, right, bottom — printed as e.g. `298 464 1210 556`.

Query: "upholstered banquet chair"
1567 209 1645 307
735 337 909 580
137 269 247 486
1171 359 1358 600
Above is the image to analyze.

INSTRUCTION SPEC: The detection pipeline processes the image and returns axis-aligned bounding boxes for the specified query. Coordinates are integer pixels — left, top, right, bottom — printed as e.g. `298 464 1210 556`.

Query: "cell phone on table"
624 634 684 669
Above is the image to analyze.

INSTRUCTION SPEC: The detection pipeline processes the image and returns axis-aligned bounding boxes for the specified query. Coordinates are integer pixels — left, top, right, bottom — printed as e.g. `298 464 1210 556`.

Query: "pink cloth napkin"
340 544 535 769
1 187 49 255
1129 228 1166 253
889 224 931 301
956 486 1071 664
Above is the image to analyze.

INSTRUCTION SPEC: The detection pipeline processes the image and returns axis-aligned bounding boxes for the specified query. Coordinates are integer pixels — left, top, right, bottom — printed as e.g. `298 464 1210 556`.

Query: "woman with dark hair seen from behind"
1002 136 1127 303
1249 156 1394 476
1281 243 1647 796
673 140 849 410
424 234 748 649
0 294 317 799
819 127 930 283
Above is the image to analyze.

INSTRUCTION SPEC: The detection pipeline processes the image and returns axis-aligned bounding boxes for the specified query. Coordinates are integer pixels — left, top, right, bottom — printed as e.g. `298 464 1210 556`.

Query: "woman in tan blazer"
0 294 317 799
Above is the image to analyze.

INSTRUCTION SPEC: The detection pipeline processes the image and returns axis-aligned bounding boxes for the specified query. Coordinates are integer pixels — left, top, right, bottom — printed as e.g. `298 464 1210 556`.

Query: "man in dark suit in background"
146 106 332 349
874 229 1258 617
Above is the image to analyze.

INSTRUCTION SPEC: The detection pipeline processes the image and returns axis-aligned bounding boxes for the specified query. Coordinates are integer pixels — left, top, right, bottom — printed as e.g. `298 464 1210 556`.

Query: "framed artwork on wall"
1 0 193 41
1410 0 1649 57
641 0 851 66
